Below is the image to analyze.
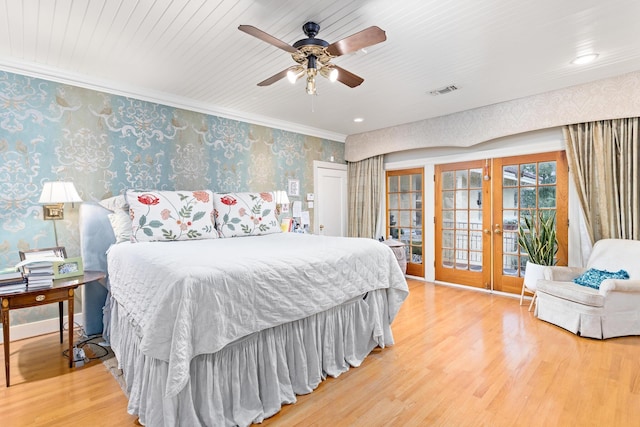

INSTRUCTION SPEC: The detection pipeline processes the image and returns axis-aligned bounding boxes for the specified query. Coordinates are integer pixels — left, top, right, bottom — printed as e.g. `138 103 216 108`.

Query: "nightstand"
1 271 106 387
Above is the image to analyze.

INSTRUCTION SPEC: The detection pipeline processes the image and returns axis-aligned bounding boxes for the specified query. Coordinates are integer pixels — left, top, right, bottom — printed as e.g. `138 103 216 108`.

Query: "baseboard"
0 313 83 344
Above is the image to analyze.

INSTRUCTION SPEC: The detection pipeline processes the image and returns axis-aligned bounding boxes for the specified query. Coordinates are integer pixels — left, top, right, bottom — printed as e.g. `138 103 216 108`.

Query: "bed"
79 191 408 427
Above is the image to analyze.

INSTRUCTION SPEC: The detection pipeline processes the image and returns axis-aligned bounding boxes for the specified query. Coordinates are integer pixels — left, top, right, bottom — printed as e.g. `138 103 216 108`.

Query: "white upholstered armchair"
535 238 640 339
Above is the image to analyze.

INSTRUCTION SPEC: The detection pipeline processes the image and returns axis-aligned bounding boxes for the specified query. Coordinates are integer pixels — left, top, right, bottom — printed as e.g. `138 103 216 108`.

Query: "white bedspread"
107 233 408 397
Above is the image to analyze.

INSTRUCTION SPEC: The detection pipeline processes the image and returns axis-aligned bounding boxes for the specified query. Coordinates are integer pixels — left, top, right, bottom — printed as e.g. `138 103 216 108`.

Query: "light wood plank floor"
3 279 640 426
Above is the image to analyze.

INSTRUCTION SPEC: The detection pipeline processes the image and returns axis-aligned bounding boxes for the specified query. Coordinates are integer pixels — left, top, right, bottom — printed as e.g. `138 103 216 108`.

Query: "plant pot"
523 261 547 291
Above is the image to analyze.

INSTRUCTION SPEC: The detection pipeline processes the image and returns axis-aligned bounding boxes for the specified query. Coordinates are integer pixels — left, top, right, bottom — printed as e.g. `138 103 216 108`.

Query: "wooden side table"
1 270 106 387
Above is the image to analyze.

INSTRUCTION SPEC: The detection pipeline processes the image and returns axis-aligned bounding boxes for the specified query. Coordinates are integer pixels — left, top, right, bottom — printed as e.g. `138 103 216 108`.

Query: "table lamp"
39 181 82 246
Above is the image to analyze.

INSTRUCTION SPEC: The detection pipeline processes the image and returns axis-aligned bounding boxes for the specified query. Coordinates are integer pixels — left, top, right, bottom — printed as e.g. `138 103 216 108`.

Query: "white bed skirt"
110 289 395 426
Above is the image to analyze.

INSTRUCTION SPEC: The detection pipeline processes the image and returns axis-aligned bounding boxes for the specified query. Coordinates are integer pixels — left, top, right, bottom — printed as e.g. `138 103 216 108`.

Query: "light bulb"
329 68 338 82
287 70 298 84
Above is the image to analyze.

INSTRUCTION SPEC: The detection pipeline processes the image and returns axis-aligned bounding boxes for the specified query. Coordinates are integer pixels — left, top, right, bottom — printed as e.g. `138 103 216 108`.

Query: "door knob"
494 224 502 234
483 229 491 235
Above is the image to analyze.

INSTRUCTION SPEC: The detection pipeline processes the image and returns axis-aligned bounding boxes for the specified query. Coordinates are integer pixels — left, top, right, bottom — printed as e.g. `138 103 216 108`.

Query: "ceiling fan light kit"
239 21 386 95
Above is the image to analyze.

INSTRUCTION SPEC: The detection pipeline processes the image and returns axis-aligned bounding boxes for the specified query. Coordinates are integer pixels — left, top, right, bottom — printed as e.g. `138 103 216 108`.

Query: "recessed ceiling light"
353 117 364 123
571 53 599 65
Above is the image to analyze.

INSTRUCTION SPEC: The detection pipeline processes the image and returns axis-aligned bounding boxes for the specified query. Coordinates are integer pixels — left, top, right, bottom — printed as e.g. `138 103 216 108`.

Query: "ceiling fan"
238 21 386 95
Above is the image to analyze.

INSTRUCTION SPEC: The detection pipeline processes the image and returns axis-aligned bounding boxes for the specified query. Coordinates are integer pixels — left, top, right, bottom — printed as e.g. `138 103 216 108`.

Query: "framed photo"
52 257 84 279
19 246 67 261
288 179 300 197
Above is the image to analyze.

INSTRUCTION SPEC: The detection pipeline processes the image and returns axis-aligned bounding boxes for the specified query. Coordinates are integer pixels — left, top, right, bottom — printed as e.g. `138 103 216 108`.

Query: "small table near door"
1 271 106 387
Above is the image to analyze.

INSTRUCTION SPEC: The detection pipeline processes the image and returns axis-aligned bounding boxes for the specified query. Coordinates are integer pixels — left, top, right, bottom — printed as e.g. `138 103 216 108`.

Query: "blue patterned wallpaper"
0 70 344 327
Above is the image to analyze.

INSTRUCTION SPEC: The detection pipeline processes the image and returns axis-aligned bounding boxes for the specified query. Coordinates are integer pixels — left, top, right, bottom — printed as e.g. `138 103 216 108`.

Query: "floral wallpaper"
0 70 344 327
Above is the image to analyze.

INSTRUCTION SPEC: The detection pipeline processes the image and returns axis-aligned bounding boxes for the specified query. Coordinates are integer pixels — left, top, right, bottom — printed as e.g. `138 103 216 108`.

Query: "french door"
386 168 424 277
434 151 567 293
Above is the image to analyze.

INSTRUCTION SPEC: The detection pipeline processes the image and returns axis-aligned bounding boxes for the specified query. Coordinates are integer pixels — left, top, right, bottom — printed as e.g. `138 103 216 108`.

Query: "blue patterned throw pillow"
573 268 630 289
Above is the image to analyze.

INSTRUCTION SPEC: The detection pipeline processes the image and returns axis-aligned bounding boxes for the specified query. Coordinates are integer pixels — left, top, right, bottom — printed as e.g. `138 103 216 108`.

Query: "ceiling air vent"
429 85 458 96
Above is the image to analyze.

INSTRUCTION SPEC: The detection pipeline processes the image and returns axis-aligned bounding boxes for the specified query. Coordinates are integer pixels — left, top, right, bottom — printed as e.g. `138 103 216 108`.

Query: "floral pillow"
212 192 280 237
126 190 218 242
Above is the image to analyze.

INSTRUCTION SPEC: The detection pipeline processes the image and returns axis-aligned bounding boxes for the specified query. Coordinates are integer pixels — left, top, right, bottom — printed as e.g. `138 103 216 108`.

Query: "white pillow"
108 210 132 243
99 194 128 212
212 192 280 238
126 190 218 242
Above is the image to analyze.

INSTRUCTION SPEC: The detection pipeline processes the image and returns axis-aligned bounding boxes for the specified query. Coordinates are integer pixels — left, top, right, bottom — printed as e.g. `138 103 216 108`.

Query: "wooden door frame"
386 168 425 277
434 160 491 289
491 151 568 294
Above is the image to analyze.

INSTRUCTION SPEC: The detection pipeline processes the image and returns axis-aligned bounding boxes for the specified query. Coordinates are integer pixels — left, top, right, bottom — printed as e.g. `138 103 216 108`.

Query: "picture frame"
19 246 67 261
52 257 84 279
288 179 300 197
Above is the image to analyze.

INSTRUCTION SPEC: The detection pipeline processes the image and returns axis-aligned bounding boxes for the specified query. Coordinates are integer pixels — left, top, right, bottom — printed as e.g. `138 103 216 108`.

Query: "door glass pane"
503 254 519 276
455 210 467 228
442 171 454 190
503 165 517 186
456 170 468 189
400 211 411 227
442 210 454 227
411 245 422 264
503 231 518 254
503 188 517 209
470 251 482 271
469 168 482 188
456 250 468 269
400 193 410 209
538 187 556 207
503 210 518 231
520 187 536 208
400 175 410 192
456 190 469 209
520 163 537 185
389 210 399 227
412 174 422 191
442 230 454 247
388 176 398 192
390 227 399 239
539 161 556 184
455 231 468 249
415 210 422 227
389 194 399 209
443 191 454 209
400 228 411 244
442 248 454 267
470 231 482 252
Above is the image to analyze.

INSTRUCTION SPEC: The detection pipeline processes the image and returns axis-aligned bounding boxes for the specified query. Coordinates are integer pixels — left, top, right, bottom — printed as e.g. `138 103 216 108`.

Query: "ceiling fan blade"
238 25 297 53
326 26 387 57
257 67 297 86
333 65 364 88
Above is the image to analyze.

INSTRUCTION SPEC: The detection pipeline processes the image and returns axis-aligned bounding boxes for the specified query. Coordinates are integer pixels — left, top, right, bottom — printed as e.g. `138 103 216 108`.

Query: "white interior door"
314 161 348 236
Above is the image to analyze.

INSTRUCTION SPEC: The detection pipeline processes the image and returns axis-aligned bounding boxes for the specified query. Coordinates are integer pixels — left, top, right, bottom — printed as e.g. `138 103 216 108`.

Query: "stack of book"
0 267 27 293
23 261 55 289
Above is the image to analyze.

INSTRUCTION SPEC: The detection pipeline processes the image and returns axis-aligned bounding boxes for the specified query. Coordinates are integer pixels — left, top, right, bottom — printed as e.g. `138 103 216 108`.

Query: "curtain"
347 155 384 238
564 118 639 243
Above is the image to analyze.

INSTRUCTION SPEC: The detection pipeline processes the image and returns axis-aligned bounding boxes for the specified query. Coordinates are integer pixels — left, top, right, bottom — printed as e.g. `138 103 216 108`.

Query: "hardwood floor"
3 279 640 426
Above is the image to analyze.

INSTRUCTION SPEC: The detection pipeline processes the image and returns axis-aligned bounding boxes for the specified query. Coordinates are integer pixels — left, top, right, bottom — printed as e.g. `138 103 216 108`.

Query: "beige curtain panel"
564 118 639 242
347 155 384 238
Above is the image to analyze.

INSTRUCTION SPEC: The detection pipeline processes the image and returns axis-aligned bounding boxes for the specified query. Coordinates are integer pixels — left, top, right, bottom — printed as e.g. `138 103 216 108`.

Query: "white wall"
383 127 585 282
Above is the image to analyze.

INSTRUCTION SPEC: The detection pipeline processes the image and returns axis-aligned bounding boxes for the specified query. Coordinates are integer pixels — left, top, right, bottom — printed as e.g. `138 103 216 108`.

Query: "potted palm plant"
518 210 558 306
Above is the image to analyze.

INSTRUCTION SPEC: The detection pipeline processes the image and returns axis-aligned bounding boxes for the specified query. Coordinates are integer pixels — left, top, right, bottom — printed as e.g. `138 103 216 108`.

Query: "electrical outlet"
73 347 85 368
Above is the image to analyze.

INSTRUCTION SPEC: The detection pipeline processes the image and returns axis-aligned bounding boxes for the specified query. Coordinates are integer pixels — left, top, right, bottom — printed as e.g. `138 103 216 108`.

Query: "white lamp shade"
274 190 290 205
38 181 82 204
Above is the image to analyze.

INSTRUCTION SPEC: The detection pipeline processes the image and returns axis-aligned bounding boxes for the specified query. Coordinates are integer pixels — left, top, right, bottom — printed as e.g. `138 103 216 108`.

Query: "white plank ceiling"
2 0 640 141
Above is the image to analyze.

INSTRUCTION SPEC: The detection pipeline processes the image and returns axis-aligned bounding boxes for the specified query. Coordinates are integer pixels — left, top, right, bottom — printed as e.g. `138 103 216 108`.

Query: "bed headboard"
79 202 116 337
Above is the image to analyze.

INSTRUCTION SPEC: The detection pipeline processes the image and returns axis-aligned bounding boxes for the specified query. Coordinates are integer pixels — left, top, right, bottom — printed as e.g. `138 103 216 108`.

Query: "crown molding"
0 58 346 143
